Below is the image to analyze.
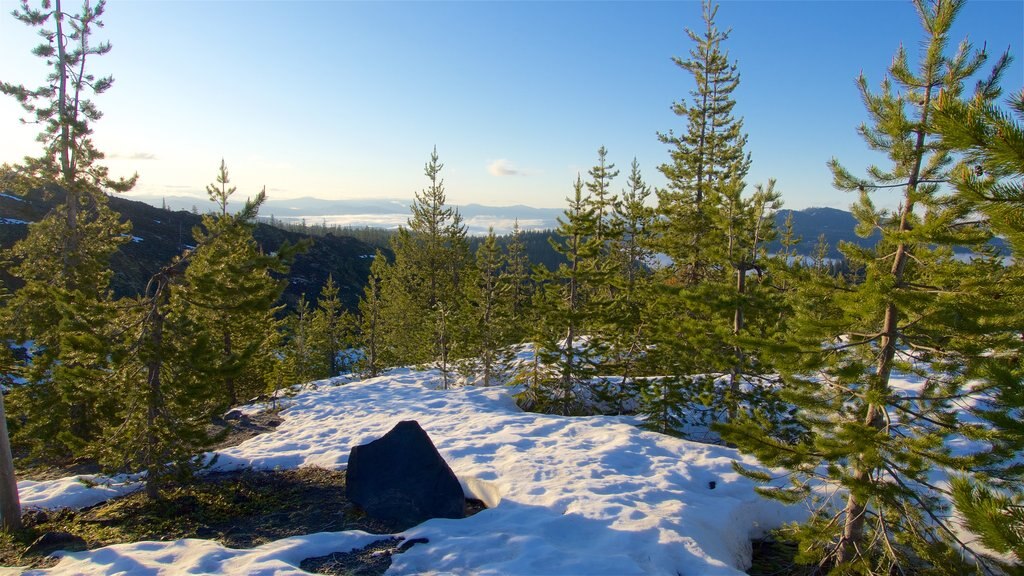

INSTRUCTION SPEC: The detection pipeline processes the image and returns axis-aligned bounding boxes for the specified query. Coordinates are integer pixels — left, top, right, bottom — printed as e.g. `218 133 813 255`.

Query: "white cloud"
487 159 523 177
110 151 157 160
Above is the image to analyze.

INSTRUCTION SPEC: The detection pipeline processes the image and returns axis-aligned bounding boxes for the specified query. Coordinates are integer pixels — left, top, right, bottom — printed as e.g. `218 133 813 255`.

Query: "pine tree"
310 275 353 376
656 0 749 285
1 0 136 460
461 229 516 386
527 177 607 415
585 146 621 246
377 148 471 387
102 257 219 499
0 286 20 530
275 296 320 389
642 0 776 435
716 179 782 420
179 162 294 408
934 68 1024 559
605 158 657 409
721 2 1011 571
504 219 534 344
357 251 388 378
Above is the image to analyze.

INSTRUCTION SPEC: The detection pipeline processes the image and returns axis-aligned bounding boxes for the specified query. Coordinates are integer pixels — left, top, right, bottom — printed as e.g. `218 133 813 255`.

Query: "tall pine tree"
2 0 136 461
721 2 1012 571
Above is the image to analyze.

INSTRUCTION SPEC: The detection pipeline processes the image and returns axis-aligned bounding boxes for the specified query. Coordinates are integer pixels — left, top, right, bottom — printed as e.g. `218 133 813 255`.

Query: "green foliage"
101 264 221 498
372 148 472 387
525 176 609 415
310 275 355 376
177 164 295 408
719 1 1015 571
934 54 1024 561
459 230 517 386
1 0 133 461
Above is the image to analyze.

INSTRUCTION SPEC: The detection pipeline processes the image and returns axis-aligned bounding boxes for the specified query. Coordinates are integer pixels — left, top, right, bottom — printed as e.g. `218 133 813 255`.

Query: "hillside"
0 189 377 310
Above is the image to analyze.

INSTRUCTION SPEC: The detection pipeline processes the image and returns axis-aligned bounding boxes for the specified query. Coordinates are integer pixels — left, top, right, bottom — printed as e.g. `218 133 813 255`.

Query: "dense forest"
1 0 1021 573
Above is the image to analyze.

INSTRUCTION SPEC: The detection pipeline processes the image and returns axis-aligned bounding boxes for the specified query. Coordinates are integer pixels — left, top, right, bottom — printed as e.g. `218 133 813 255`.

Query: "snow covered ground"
12 368 805 575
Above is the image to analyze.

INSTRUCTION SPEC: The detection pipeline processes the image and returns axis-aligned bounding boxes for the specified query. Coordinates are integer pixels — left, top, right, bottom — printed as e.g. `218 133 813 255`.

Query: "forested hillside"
0 185 377 310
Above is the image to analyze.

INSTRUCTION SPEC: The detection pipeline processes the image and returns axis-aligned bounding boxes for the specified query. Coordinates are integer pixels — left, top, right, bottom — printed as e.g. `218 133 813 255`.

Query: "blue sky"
2 0 1022 211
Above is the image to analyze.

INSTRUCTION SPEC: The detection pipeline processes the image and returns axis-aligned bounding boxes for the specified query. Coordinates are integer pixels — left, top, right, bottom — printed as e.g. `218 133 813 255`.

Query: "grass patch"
0 466 405 569
748 536 823 576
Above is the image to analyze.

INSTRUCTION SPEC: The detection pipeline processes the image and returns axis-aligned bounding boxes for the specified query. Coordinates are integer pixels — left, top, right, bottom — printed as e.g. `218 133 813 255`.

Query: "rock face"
346 420 465 527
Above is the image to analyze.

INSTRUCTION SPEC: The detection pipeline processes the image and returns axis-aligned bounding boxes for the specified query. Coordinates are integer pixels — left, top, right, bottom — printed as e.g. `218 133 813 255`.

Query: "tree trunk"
728 266 746 421
0 391 22 531
223 328 235 406
144 283 167 500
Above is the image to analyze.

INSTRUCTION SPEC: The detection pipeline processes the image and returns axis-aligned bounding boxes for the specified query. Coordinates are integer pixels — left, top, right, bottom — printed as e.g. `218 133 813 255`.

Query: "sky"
1 0 1022 212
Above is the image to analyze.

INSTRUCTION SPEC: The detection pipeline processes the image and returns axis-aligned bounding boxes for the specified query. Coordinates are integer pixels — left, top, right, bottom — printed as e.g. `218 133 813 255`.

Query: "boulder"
346 420 464 527
25 531 87 556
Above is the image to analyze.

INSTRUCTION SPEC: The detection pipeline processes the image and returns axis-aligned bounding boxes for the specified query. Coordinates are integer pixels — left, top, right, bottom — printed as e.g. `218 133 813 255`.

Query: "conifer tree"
0 286 20 531
377 148 471 387
605 159 657 405
934 72 1024 558
310 275 353 376
179 162 293 408
275 296 320 388
657 0 749 285
102 256 219 500
504 219 535 343
721 2 1012 570
585 146 621 246
527 177 607 414
1 0 136 459
357 251 388 378
462 230 515 386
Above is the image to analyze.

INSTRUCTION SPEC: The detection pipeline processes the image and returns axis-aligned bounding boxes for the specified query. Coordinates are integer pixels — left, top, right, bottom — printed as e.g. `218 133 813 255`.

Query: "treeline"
261 219 568 272
1 0 1022 573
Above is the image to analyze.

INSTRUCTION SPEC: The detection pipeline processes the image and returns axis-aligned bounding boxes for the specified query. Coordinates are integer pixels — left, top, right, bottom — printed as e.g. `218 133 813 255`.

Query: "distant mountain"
125 195 564 235
0 189 379 311
769 207 1006 258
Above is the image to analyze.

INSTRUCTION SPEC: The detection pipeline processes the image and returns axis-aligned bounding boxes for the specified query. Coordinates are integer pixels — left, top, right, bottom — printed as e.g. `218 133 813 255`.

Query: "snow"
0 218 28 225
16 368 804 575
17 475 142 511
0 193 25 202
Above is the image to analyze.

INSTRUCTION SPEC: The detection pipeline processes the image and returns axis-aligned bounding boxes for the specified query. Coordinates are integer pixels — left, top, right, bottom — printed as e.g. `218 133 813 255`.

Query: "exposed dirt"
4 412 487 574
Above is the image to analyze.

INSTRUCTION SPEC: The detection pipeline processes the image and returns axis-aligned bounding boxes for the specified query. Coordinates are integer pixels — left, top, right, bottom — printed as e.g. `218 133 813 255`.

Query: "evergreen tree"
656 0 749 285
721 2 1012 571
1 0 135 459
102 257 219 499
357 251 388 378
585 146 621 246
310 275 353 376
716 179 782 420
527 177 607 415
504 219 534 344
605 158 657 408
179 162 294 408
0 286 20 531
275 296 319 389
461 230 515 386
934 70 1024 558
377 148 471 388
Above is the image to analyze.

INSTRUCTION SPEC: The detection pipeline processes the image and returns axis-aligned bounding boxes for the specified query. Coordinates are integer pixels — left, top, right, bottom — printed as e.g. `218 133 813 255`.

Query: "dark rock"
300 537 402 576
397 537 429 552
224 409 244 421
21 509 48 527
25 531 87 556
346 420 464 527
